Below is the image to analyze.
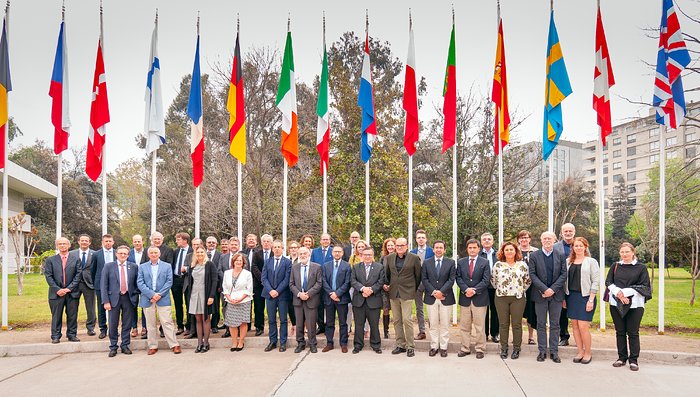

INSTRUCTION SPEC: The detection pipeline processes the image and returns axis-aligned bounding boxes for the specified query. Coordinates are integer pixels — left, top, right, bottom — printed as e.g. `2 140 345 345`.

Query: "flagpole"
658 125 666 334
150 150 157 234
56 152 63 239
99 1 107 236
1 0 8 331
364 11 370 244
450 5 458 325
283 161 288 252
322 164 327 234
496 1 504 250
408 155 413 250
237 160 242 244
597 132 606 331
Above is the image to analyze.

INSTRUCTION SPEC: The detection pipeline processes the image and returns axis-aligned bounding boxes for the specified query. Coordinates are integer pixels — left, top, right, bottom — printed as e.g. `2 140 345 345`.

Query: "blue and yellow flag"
542 10 571 161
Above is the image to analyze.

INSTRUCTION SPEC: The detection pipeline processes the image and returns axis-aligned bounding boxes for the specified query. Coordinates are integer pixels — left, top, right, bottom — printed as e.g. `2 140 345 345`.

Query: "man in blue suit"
127 234 149 338
44 237 82 343
101 245 139 357
90 234 115 339
410 229 433 340
322 245 352 353
311 233 333 334
262 240 292 352
137 246 182 355
456 239 491 359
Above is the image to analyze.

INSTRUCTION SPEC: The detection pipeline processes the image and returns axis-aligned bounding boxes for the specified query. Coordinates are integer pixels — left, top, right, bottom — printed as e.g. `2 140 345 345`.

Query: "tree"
610 177 631 241
4 213 38 295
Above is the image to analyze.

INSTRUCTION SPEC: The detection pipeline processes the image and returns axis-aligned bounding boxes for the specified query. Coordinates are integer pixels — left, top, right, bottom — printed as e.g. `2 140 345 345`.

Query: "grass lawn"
1 269 699 332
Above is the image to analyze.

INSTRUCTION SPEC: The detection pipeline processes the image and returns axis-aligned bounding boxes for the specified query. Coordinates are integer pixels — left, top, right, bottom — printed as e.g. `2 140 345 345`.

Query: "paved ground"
2 346 699 396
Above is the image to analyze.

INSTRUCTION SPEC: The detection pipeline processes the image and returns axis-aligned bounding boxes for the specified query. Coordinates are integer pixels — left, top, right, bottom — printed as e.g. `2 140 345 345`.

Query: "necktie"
61 255 67 286
332 261 339 290
177 249 185 275
322 248 327 259
273 258 279 285
365 263 371 279
81 252 86 269
264 251 269 262
469 258 475 278
302 265 308 291
436 259 442 274
208 251 213 260
119 263 127 294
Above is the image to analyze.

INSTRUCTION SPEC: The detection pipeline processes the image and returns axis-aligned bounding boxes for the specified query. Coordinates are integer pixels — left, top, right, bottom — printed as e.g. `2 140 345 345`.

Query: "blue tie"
332 261 339 291
81 252 87 269
302 265 308 291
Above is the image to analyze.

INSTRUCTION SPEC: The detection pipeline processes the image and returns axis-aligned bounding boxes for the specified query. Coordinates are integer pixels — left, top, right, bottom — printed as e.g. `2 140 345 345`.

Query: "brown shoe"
141 329 147 337
416 332 426 340
131 329 138 338
341 345 348 353
322 345 334 353
476 352 485 359
147 348 158 355
172 346 182 354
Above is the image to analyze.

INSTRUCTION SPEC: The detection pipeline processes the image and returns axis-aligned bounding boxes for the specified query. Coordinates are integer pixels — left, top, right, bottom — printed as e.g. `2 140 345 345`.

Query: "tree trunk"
16 271 23 296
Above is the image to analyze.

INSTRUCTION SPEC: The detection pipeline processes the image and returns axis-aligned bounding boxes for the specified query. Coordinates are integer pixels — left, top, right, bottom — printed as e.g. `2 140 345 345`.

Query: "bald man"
44 237 83 343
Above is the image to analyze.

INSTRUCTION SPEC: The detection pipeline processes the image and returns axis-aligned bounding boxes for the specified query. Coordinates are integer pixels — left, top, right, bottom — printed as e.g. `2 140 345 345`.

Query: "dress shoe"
255 329 264 336
265 343 278 352
222 330 231 338
141 333 148 340
68 336 80 342
476 352 485 359
352 348 361 354
407 349 415 357
322 345 334 352
551 353 561 363
230 347 238 352
415 332 426 340
294 344 306 353
147 348 158 355
51 338 60 344
141 329 148 337
384 330 389 339
237 343 245 351
500 348 508 359
491 335 500 343
457 350 470 357
279 344 287 352
87 330 96 336
121 347 132 355
391 347 407 355
429 348 439 357
559 339 569 346
440 349 448 358
98 330 107 339
172 346 182 354
309 345 318 353
341 345 348 353
612 360 626 367
176 328 185 335
185 333 197 340
373 348 383 354
573 356 583 363
159 329 165 338
195 345 203 353
211 327 219 334
537 352 546 362
629 362 639 371
217 324 227 330
202 344 210 353
511 350 520 360
131 329 138 337
108 349 118 357
581 356 592 364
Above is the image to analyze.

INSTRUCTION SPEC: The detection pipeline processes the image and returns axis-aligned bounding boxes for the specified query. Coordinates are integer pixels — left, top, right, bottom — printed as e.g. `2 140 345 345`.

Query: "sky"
6 0 700 173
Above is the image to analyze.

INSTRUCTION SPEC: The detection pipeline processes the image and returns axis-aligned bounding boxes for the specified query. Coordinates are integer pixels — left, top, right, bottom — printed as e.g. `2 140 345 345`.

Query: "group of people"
44 223 652 370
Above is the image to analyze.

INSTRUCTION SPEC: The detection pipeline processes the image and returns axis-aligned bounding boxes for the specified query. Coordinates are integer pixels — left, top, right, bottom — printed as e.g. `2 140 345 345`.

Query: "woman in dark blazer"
185 246 218 352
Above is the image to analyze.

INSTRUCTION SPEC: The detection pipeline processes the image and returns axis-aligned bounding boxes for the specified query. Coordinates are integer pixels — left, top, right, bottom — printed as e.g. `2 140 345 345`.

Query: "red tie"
61 255 68 286
469 258 475 278
120 264 127 294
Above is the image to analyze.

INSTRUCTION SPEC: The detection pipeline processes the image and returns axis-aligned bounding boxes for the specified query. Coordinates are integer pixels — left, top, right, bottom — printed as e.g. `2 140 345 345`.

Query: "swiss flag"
86 38 109 182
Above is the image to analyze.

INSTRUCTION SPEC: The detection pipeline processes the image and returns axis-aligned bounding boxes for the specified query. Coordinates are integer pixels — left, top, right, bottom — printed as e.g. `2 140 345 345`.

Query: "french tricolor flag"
187 34 204 188
49 19 70 155
358 32 376 163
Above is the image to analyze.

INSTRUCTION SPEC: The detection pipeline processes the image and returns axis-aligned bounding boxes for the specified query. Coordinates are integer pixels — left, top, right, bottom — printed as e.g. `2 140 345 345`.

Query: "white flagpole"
658 125 666 334
150 150 157 234
452 143 458 324
283 162 288 253
101 150 107 235
408 155 413 250
548 157 554 231
237 160 242 245
365 161 370 242
497 151 504 248
194 186 200 238
322 164 327 234
1 1 8 331
56 152 63 239
597 135 606 331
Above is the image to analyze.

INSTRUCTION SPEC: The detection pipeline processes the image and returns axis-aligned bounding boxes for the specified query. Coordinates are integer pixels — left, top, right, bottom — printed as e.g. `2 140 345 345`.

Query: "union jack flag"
653 0 690 129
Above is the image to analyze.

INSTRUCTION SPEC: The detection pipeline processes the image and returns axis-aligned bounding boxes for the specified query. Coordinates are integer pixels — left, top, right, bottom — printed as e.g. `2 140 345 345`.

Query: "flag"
0 11 11 170
358 32 376 163
188 35 204 188
227 32 246 164
442 23 456 154
145 17 165 154
316 43 330 174
653 0 691 129
276 30 298 167
593 5 615 145
86 27 109 182
49 19 70 156
542 10 572 161
403 24 418 156
492 17 510 155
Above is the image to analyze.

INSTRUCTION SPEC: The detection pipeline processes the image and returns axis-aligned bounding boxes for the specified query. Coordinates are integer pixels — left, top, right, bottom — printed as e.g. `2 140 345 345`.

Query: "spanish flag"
492 16 509 156
227 31 246 164
0 9 11 170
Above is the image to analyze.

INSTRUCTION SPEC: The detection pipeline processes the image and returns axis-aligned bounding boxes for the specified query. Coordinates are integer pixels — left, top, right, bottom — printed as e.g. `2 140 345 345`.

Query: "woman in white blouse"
222 253 254 352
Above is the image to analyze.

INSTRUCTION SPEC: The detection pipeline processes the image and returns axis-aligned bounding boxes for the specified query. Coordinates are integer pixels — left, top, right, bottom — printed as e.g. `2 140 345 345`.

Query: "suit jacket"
90 248 115 291
222 268 254 303
44 253 82 299
410 246 435 262
68 248 94 289
101 261 139 307
350 261 385 309
184 261 219 317
479 249 497 289
173 246 194 276
311 246 333 267
289 261 323 309
137 260 173 307
157 244 174 266
207 250 222 290
251 249 268 291
261 256 292 301
342 243 353 262
322 259 352 305
127 248 149 265
455 256 491 307
421 257 456 306
384 252 422 300
528 249 568 302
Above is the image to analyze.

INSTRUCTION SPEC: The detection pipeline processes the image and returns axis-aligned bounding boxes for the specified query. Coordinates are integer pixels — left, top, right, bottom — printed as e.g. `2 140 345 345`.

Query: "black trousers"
352 304 380 350
610 306 644 363
325 301 349 346
485 287 500 338
560 306 570 341
317 304 326 333
77 282 96 331
95 289 108 331
108 294 135 350
210 292 221 328
49 295 79 340
253 287 265 331
171 276 185 329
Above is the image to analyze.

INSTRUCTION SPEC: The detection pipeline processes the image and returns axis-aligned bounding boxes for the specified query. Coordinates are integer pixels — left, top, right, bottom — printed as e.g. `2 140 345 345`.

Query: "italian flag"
276 30 298 167
316 44 330 175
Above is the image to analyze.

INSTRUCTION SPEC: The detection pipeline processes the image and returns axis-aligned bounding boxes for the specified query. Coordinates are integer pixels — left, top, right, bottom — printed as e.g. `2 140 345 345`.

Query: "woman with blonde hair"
185 246 218 353
564 237 599 364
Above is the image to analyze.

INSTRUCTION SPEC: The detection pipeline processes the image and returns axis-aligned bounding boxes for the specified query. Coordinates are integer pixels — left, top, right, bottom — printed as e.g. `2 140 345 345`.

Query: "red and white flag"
593 5 614 146
86 26 109 182
403 22 418 156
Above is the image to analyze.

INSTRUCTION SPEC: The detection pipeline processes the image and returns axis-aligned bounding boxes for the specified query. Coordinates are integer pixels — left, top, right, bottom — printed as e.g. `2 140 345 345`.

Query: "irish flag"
316 43 330 174
277 30 298 167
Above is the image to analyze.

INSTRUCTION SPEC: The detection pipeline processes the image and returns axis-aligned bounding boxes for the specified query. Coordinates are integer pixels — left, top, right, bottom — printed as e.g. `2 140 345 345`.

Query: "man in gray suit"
289 246 322 353
68 234 95 336
456 239 491 359
383 237 422 357
351 246 384 354
529 231 568 363
45 237 82 343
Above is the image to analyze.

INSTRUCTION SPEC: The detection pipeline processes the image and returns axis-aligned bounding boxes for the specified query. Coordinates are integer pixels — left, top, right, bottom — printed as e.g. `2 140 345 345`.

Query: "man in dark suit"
68 234 95 336
421 240 456 357
351 246 384 354
311 233 333 334
554 222 576 346
205 236 222 333
384 237 422 357
171 232 193 335
479 232 499 343
529 231 568 363
90 234 114 339
251 234 272 336
127 234 149 338
262 240 292 352
342 230 360 262
289 246 322 353
321 245 351 353
151 231 174 265
45 237 82 343
410 229 434 341
456 239 491 359
101 245 139 357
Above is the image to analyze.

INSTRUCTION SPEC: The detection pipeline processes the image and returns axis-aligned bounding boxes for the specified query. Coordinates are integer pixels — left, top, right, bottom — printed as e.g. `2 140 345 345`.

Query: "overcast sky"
6 0 700 172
